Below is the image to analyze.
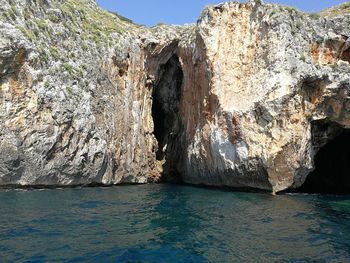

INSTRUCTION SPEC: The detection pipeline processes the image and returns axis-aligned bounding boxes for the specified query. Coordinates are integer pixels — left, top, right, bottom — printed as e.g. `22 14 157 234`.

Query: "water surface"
0 184 350 262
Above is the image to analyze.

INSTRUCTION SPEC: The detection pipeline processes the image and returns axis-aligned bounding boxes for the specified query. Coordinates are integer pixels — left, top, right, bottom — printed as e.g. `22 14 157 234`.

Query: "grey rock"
0 0 349 193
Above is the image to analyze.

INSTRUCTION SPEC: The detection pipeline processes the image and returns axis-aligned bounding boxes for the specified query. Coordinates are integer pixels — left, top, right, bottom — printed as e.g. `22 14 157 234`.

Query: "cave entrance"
152 54 184 182
298 120 350 194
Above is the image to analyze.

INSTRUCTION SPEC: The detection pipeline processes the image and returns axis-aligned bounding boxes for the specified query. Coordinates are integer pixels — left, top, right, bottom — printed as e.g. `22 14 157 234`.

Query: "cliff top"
320 2 350 17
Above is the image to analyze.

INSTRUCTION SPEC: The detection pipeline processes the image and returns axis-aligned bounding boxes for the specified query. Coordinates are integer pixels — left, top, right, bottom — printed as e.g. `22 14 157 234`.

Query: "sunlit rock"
0 0 349 193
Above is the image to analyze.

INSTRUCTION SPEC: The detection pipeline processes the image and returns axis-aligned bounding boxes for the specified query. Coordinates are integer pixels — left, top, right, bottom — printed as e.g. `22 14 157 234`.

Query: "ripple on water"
0 184 349 262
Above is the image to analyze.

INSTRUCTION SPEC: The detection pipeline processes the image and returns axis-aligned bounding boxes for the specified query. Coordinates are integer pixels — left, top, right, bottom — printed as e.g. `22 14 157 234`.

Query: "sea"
0 184 349 262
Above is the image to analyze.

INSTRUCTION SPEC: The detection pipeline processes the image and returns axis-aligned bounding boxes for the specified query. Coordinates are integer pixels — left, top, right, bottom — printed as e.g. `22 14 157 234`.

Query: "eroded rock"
0 0 349 193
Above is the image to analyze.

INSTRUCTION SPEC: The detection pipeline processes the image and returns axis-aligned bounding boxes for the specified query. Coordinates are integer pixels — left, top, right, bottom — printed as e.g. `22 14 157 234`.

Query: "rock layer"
0 0 349 193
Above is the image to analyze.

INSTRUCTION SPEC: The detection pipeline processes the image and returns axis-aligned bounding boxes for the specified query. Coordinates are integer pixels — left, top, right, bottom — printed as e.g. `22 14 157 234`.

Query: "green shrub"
309 13 320 19
7 9 16 20
36 19 47 31
49 47 60 60
41 52 49 64
285 6 298 13
109 11 134 23
23 9 31 20
10 4 17 16
33 28 40 37
63 63 73 74
66 86 74 96
48 13 60 23
25 20 34 27
16 26 35 42
339 2 350 9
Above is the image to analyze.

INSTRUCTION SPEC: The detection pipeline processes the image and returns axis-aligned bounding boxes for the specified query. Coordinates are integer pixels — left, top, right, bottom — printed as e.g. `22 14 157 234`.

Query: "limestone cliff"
0 0 349 193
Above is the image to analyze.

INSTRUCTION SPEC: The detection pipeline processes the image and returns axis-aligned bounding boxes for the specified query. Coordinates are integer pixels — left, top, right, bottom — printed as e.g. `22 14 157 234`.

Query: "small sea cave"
152 54 184 183
339 35 350 63
340 47 350 63
298 120 350 194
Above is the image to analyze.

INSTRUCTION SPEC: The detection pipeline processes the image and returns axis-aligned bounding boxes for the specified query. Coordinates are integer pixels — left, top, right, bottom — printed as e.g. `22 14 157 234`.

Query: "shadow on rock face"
152 54 184 183
298 120 350 194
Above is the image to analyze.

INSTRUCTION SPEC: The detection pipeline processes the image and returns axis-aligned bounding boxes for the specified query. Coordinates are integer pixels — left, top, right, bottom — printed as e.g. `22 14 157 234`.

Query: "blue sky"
97 0 349 26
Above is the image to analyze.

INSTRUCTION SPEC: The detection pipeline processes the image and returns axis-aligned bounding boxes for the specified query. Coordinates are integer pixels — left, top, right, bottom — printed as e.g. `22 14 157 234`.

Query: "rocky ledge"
0 0 350 193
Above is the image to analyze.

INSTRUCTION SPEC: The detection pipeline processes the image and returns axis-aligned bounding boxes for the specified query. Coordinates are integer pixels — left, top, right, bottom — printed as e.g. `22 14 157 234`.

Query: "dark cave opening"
298 120 350 194
152 54 184 182
340 48 350 63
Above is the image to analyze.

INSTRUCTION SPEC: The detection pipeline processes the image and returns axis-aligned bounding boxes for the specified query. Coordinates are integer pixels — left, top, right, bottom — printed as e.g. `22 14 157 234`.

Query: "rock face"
0 0 349 193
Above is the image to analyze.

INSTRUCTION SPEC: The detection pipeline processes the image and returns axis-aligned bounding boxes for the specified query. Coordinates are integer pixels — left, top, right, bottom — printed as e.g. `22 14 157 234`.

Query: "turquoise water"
0 184 350 262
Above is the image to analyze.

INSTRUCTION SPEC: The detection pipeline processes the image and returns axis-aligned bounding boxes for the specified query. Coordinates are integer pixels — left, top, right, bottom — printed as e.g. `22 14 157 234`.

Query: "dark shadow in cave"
298 120 350 194
152 54 184 182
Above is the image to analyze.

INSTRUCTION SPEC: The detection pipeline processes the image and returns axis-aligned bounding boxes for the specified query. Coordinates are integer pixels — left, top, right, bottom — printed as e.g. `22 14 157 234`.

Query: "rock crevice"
151 54 184 182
